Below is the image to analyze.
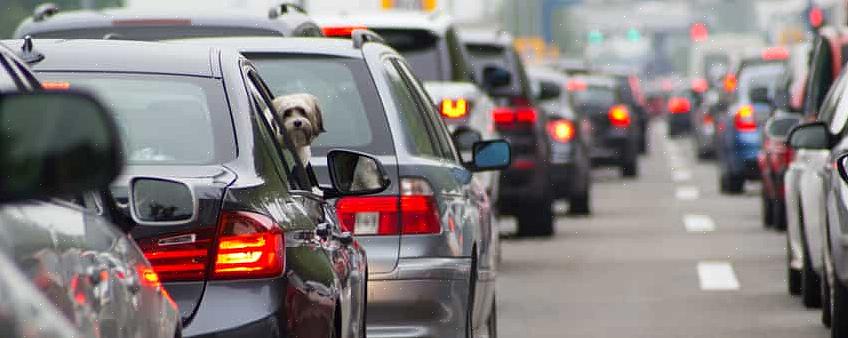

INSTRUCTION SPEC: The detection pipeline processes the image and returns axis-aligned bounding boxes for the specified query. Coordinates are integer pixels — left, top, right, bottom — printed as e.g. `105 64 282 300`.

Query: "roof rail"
268 2 306 19
33 3 59 22
351 29 385 49
19 36 45 64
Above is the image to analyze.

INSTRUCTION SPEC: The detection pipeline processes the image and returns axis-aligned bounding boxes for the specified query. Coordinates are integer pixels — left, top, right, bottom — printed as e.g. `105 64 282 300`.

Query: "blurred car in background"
459 29 557 236
691 87 721 159
528 66 593 215
548 57 591 76
598 67 649 153
568 75 640 177
13 3 322 40
24 38 382 338
757 111 800 229
667 90 695 136
785 26 848 313
715 48 788 194
1 40 181 338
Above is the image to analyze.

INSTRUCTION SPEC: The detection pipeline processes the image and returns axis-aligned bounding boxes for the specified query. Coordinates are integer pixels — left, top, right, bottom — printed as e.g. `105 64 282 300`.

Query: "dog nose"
293 120 302 128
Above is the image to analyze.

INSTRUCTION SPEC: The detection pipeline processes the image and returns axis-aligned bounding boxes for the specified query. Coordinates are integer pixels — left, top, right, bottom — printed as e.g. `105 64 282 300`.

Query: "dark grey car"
179 35 509 338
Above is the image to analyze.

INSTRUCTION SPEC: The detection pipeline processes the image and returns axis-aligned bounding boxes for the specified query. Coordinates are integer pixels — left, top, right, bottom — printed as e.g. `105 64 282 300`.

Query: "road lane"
496 123 827 338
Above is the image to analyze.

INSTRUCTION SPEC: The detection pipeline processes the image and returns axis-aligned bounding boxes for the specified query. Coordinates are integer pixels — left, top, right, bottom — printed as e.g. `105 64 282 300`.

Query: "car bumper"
498 160 550 209
183 279 288 338
668 114 690 133
367 258 472 338
590 129 631 165
549 162 576 198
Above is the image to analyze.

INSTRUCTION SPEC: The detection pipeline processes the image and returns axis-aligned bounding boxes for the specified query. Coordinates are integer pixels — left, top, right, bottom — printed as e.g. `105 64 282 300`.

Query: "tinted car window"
29 26 282 40
383 58 438 157
571 86 616 108
249 55 394 156
737 62 787 98
38 73 236 165
465 43 530 98
372 29 441 82
767 117 801 137
805 37 834 118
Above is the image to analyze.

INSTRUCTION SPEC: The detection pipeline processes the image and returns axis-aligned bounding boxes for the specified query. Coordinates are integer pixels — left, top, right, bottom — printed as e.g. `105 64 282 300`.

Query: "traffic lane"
496 124 826 338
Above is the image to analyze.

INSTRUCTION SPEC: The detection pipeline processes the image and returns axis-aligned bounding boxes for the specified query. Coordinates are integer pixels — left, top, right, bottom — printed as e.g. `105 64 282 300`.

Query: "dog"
269 93 326 169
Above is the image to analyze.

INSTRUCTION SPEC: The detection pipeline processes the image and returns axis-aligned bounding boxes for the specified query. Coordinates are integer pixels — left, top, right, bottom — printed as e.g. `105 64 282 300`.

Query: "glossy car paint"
23 39 363 338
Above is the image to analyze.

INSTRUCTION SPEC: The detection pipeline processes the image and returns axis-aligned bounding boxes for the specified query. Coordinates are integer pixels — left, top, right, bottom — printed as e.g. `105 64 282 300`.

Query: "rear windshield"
248 55 394 156
372 29 441 82
768 116 801 138
571 86 616 108
38 72 236 165
26 26 283 40
465 42 529 98
738 62 787 97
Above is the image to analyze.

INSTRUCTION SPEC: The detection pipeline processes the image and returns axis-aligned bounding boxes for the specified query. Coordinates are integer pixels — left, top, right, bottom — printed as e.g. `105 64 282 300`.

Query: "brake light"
515 107 538 123
734 105 757 132
566 79 587 92
440 98 468 119
212 211 284 280
703 113 714 125
667 97 691 114
41 81 70 91
138 229 215 282
321 25 368 37
724 73 737 93
608 104 631 128
547 119 575 143
762 46 789 61
691 78 708 93
492 107 536 127
336 178 440 235
492 107 516 125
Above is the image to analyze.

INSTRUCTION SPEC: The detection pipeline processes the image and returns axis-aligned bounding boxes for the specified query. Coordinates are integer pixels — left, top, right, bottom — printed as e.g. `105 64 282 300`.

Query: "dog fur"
269 93 326 168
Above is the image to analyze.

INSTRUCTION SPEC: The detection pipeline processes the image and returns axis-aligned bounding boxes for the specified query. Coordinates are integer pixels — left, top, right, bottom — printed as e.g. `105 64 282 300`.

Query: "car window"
372 28 442 82
382 58 439 158
393 59 459 162
805 37 833 118
243 68 310 190
248 55 394 156
571 85 616 109
38 72 236 165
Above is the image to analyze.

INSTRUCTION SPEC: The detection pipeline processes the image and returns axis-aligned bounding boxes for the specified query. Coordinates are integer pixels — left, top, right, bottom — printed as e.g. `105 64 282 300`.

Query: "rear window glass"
248 55 394 156
464 42 529 98
372 29 441 82
27 26 282 40
768 117 800 137
738 62 787 97
38 72 236 165
571 86 616 108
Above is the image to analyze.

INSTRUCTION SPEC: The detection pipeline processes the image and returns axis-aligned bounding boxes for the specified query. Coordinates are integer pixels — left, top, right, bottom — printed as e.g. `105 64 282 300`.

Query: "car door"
242 64 348 335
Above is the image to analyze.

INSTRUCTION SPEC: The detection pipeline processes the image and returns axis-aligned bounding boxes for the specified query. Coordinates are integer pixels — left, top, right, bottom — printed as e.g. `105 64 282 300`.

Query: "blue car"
717 59 787 193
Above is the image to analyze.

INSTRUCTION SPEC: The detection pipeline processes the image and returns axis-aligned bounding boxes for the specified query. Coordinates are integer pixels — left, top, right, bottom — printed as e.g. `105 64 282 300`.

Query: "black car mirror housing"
0 90 123 203
788 121 831 150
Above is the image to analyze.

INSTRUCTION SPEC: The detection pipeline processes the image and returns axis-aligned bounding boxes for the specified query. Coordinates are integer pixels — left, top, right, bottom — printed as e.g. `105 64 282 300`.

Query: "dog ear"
307 94 327 134
269 97 287 133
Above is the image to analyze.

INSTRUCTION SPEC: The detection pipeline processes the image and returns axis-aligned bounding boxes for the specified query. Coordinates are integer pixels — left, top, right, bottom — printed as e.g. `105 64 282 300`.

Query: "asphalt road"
496 122 828 338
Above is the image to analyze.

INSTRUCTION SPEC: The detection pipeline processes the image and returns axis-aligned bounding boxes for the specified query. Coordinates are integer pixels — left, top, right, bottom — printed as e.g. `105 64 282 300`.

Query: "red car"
758 111 801 229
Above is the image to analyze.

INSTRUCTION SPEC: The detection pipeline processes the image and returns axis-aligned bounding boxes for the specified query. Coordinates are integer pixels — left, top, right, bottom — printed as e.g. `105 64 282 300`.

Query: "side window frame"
241 64 311 191
381 56 440 159
392 58 461 163
0 54 26 92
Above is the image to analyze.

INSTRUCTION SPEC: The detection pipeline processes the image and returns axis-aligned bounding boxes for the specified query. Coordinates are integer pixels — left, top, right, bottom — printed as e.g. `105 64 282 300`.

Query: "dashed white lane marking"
684 214 715 232
672 170 692 182
697 261 740 291
676 186 700 200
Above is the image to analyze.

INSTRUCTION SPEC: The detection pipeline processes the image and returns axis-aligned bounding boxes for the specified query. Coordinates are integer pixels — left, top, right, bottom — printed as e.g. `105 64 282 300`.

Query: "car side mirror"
788 122 831 150
0 91 123 202
326 149 390 197
749 87 771 105
482 65 511 89
537 80 562 101
466 140 511 172
452 127 483 152
130 177 196 225
836 154 848 184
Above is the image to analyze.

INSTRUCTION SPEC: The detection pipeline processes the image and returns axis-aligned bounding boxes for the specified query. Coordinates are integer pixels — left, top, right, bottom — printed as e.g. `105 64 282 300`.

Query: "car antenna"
19 36 45 65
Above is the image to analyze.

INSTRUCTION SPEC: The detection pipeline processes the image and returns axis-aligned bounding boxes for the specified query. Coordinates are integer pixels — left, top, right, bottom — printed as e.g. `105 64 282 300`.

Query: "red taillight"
440 98 468 119
762 46 789 61
492 107 536 128
566 79 587 92
138 229 214 282
547 119 575 143
703 113 714 125
734 105 757 132
336 178 441 235
667 97 691 114
212 211 285 280
321 25 368 37
691 78 708 93
724 73 738 93
608 104 631 128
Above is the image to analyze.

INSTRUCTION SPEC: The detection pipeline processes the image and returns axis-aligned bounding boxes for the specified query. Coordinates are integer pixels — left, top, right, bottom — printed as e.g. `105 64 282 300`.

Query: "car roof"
458 29 513 46
527 66 568 83
2 39 220 77
172 37 365 59
14 7 316 38
314 10 453 35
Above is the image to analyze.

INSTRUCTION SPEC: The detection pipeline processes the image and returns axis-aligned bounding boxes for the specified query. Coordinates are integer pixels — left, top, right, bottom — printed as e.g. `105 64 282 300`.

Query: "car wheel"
517 195 554 237
824 258 833 327
762 190 774 228
568 186 591 216
832 275 848 337
720 171 744 194
621 153 638 178
487 295 498 338
773 198 787 231
802 254 822 308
